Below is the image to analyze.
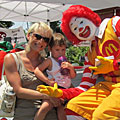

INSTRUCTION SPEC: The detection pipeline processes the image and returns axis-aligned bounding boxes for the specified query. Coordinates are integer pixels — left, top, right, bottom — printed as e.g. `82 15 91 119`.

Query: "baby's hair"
49 33 66 48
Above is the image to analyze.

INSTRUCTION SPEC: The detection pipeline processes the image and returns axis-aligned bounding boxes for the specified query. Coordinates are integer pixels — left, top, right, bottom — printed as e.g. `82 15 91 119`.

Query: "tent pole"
47 19 50 26
27 22 29 30
114 8 116 16
47 9 50 26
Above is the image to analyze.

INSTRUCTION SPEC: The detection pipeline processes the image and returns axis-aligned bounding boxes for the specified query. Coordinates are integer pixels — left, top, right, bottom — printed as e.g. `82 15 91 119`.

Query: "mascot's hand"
37 85 50 95
89 56 114 75
36 83 63 98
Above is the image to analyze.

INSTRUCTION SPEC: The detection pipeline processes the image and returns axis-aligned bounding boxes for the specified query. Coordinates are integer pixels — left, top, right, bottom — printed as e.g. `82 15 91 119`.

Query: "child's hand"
61 62 76 78
61 62 73 70
61 62 74 73
60 62 70 75
48 78 56 86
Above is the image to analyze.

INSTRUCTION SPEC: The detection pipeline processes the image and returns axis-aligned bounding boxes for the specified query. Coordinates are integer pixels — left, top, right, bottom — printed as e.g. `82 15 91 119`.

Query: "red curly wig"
61 5 101 44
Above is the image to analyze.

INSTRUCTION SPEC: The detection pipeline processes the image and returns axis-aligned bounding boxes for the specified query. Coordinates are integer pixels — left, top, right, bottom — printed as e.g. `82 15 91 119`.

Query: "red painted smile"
79 26 90 38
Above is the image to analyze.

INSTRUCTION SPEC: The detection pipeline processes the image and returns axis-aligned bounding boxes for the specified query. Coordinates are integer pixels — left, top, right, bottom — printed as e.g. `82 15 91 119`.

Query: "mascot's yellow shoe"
89 56 114 75
36 83 63 98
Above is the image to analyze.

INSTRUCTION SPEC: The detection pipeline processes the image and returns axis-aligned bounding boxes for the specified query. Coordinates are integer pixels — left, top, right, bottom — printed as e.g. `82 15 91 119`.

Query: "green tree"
50 21 61 33
66 46 89 66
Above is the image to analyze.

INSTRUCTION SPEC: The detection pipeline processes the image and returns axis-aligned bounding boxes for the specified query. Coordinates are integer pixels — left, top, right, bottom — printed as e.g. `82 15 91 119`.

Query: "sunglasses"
33 33 50 43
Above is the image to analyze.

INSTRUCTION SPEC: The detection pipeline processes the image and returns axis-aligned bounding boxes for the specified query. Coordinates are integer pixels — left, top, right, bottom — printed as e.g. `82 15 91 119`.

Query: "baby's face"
51 45 66 60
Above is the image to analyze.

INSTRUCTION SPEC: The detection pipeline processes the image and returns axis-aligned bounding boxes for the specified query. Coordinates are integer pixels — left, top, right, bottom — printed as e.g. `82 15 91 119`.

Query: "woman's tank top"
12 52 57 120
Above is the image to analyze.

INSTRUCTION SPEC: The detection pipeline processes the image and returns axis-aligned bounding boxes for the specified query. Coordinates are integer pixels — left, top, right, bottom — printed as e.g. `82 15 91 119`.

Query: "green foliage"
66 46 89 66
50 21 61 32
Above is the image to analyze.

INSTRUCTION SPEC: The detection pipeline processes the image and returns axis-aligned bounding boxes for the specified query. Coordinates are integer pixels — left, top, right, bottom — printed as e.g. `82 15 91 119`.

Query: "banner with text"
0 27 27 44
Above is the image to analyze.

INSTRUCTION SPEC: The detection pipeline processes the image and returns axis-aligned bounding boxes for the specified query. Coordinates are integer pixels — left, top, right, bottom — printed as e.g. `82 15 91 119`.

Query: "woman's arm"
4 53 50 100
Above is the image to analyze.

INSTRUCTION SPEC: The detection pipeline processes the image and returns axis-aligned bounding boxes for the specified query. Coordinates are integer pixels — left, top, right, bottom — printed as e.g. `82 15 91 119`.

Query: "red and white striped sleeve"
76 53 97 91
61 52 98 100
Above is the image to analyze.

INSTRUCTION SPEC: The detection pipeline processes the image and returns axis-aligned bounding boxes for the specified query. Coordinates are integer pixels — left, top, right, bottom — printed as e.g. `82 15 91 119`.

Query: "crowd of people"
3 4 120 120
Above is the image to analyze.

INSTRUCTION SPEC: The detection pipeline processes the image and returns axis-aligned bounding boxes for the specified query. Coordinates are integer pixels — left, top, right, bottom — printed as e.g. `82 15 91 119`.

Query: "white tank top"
46 57 71 88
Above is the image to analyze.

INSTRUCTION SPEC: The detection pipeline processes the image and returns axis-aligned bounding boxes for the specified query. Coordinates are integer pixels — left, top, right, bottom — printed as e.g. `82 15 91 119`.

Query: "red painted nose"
79 27 83 32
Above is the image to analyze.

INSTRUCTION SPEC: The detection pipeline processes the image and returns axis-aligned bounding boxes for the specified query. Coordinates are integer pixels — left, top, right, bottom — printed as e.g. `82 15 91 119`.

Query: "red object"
0 46 23 80
61 5 101 44
0 51 7 79
65 108 80 116
61 88 84 100
113 59 120 70
74 66 83 69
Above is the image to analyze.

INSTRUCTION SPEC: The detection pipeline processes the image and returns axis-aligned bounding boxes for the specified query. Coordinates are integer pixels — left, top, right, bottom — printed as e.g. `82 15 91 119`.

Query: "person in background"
34 33 76 120
4 22 61 120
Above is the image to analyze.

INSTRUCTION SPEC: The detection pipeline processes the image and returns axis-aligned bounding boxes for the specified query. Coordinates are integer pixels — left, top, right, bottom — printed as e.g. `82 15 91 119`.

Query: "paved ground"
71 69 84 87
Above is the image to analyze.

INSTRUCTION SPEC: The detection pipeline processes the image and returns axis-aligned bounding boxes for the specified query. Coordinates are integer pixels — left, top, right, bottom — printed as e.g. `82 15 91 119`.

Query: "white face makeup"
69 17 97 41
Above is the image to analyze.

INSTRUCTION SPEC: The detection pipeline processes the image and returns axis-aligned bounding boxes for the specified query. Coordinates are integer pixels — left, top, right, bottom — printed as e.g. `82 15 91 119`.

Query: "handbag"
0 53 19 117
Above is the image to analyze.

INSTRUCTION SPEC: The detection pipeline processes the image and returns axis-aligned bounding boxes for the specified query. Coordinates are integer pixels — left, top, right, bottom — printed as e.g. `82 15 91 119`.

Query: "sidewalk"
72 68 84 87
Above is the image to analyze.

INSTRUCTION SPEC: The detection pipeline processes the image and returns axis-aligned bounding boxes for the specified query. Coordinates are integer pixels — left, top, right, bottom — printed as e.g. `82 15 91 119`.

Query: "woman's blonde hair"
28 21 53 39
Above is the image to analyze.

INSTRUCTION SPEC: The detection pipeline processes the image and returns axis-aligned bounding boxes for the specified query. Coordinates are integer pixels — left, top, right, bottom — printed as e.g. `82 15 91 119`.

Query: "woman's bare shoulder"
4 51 23 67
4 53 17 72
4 53 14 61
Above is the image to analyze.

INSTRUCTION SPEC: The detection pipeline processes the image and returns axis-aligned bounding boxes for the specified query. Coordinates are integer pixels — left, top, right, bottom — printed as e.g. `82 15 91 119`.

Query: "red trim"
0 118 7 120
65 108 80 116
112 77 117 83
113 60 119 70
95 37 102 56
74 66 83 69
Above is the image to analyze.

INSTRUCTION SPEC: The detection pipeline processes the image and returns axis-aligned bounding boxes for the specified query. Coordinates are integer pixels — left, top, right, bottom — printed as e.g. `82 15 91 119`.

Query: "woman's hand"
49 97 61 107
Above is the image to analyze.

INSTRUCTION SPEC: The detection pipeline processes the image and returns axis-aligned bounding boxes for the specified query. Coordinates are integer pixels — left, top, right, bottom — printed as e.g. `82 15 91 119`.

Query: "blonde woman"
4 22 60 120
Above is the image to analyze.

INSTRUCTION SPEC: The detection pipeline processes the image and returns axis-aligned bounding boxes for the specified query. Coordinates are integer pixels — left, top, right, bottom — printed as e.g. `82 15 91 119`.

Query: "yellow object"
37 85 50 95
89 56 114 75
98 18 119 57
36 83 63 98
66 81 120 120
36 85 47 91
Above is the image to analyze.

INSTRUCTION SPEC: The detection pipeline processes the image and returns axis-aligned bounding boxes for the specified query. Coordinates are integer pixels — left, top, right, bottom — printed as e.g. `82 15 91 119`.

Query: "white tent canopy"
0 0 72 22
5 0 120 9
0 0 120 22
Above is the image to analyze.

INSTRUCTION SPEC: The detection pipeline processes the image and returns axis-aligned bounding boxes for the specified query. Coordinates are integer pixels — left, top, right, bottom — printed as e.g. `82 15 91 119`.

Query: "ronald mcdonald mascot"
37 5 120 120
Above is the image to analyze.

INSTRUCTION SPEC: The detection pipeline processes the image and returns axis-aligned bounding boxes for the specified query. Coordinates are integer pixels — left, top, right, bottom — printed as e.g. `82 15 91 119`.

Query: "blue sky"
10 22 31 31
